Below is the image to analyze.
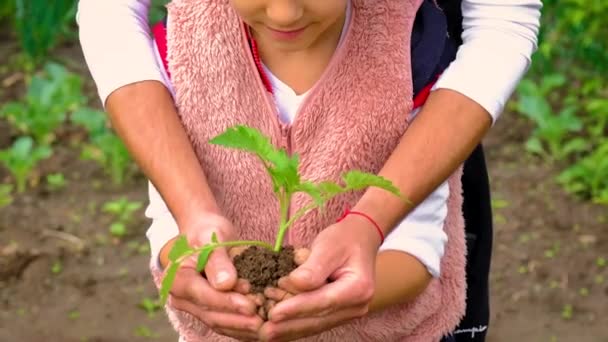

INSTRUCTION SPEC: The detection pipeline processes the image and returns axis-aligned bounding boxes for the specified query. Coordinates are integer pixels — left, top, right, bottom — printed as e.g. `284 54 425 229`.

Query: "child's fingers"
229 246 248 260
277 276 302 295
264 287 292 302
294 248 311 266
264 299 277 313
258 305 267 321
246 293 265 307
234 278 251 294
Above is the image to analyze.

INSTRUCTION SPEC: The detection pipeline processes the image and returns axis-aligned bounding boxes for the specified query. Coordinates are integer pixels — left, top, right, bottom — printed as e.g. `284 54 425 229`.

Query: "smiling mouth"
266 25 308 40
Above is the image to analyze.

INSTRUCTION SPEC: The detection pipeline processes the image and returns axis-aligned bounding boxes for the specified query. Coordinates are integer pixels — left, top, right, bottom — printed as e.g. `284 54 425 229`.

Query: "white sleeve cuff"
379 181 450 278
144 181 179 270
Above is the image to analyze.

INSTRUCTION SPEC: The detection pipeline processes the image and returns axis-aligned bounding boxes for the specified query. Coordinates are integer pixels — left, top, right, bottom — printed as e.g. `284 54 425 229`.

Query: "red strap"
412 74 440 110
152 22 171 80
337 208 385 244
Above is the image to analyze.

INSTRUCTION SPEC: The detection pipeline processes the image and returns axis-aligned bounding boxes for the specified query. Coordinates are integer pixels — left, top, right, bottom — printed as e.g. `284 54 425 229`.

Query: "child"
149 1 464 340
77 0 541 340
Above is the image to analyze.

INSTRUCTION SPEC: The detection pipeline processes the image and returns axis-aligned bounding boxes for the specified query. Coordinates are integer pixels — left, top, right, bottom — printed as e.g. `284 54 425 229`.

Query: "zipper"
240 23 294 245
280 123 293 246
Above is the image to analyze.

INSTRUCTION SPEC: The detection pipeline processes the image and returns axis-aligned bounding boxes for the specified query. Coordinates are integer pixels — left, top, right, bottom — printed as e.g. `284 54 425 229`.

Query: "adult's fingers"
264 287 293 302
205 246 238 291
229 246 248 260
171 268 256 315
172 296 263 340
293 248 310 266
268 273 373 322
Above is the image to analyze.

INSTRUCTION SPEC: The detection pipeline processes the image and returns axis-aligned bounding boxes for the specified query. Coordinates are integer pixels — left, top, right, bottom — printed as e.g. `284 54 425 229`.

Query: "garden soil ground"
0 39 606 342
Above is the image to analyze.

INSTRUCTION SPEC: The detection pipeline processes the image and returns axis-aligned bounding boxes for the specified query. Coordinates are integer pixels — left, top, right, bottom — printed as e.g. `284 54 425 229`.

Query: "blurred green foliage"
0 0 606 204
0 0 169 63
512 0 608 204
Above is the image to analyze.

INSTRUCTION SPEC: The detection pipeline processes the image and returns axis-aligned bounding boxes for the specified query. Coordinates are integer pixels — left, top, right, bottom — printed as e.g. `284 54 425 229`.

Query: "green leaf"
71 108 108 137
209 125 277 160
342 171 401 197
317 181 344 197
169 235 190 262
196 247 213 273
525 137 545 155
209 125 301 192
160 262 179 304
109 222 127 237
0 184 13 208
211 232 219 243
294 181 324 206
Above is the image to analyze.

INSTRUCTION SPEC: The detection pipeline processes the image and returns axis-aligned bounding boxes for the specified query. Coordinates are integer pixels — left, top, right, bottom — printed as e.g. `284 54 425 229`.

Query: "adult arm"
263 0 541 339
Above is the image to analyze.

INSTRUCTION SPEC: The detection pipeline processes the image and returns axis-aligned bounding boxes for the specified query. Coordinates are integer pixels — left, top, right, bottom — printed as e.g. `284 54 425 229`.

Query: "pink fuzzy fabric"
149 0 467 340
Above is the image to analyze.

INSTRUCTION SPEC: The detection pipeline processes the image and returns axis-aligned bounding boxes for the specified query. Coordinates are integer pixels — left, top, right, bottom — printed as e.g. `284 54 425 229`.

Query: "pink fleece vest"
150 0 467 340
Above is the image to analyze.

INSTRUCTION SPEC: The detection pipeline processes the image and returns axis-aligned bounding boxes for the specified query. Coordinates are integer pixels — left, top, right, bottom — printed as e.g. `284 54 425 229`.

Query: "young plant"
0 184 13 208
81 132 133 186
0 62 86 144
0 136 52 193
102 197 143 238
46 172 67 191
159 125 403 304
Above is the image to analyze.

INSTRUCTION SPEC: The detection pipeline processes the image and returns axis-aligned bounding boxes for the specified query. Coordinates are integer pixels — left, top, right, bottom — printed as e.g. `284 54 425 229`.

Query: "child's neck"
253 11 348 95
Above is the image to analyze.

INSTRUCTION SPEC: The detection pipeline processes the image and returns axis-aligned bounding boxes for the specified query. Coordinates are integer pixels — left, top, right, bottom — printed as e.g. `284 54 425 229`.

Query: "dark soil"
233 246 297 294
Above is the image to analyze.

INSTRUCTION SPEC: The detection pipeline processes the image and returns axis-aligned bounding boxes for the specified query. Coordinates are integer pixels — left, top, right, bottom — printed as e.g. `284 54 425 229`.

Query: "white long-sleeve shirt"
76 0 541 277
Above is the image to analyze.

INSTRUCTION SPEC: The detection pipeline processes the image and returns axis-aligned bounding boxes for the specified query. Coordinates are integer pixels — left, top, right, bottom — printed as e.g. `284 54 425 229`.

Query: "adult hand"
259 215 382 341
161 213 264 340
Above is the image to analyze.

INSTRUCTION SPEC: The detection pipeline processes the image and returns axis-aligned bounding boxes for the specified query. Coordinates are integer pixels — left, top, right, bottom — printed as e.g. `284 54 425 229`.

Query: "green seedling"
103 197 142 238
0 62 85 144
0 136 52 193
159 125 404 304
561 304 573 320
46 172 67 191
81 132 133 186
139 297 162 317
109 222 127 238
51 260 62 274
597 257 606 268
73 108 135 186
68 310 80 320
70 107 108 138
134 325 157 338
103 197 142 220
0 184 13 208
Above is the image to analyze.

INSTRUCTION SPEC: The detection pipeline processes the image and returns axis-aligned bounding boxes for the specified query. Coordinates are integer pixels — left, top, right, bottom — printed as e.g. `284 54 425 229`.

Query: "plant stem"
284 202 318 230
207 240 274 251
273 190 291 252
178 240 275 264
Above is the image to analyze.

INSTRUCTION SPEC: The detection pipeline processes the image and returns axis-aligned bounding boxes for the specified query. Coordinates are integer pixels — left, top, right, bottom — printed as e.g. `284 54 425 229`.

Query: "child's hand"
259 218 380 341
160 212 240 290
229 247 313 321
167 256 263 340
160 213 264 339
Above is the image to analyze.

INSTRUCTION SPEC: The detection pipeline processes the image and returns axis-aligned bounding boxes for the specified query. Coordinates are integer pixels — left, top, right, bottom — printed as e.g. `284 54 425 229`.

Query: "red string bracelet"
336 208 385 244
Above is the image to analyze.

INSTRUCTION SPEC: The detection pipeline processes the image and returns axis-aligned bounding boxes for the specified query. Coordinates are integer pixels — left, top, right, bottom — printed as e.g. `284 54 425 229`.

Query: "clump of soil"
233 246 297 293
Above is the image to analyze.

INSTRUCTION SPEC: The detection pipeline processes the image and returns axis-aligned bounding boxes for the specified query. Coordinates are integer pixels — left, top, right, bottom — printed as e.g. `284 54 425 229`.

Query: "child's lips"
266 25 308 41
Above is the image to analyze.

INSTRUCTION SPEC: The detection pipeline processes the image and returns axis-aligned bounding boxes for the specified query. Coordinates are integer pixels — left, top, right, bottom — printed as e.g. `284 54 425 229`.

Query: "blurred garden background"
0 1 606 341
